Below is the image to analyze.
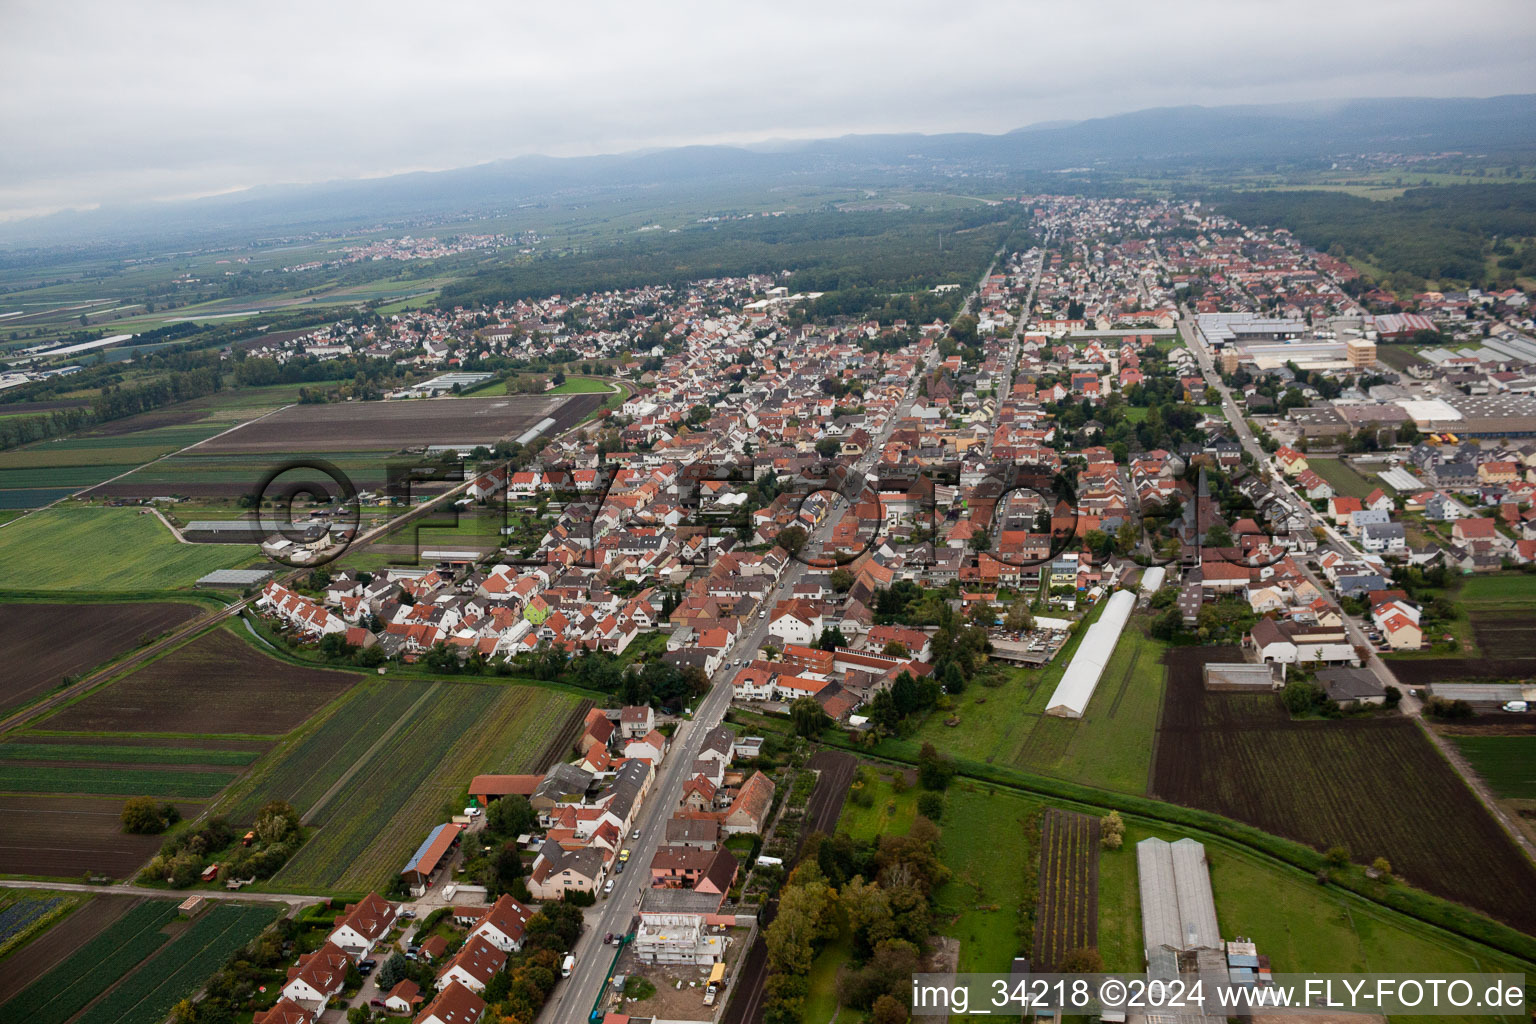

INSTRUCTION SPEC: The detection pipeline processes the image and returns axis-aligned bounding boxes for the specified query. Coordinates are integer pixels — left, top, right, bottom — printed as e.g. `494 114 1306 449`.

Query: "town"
1 68 1535 1024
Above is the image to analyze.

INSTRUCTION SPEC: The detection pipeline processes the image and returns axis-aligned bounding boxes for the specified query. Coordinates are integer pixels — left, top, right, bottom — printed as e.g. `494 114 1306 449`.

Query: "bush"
563 888 595 907
916 791 945 821
1325 844 1352 868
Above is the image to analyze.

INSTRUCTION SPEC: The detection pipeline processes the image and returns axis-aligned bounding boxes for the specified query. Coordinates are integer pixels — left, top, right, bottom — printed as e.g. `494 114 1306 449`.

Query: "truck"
561 953 576 978
703 961 725 1005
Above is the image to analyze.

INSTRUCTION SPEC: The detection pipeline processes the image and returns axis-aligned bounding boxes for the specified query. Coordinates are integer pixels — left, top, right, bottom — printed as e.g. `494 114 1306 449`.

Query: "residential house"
328 892 397 957
414 980 486 1024
282 942 351 1011
436 935 506 993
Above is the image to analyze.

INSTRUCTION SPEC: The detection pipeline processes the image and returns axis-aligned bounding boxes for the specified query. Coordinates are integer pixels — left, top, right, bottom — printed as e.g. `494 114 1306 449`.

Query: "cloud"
1 0 1533 220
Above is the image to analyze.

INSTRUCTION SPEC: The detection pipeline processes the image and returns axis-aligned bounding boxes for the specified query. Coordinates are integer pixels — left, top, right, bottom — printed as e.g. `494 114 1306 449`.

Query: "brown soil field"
195 395 576 453
0 895 138 1003
16 734 272 751
0 602 203 714
1390 657 1536 685
0 795 203 878
1153 646 1536 935
41 627 358 736
1470 614 1536 659
1033 809 1099 971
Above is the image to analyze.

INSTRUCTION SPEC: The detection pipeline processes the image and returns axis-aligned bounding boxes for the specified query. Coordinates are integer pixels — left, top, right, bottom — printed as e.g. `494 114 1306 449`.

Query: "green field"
0 507 255 591
1451 736 1536 799
1306 456 1383 499
0 900 177 1024
74 903 278 1024
0 764 238 798
911 612 1167 794
270 681 584 892
1454 574 1536 613
0 743 258 767
930 784 1040 974
216 678 435 821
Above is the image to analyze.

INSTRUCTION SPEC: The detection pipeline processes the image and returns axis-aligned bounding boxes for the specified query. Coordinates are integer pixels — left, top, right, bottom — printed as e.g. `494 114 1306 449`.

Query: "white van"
1502 700 1529 713
561 953 576 978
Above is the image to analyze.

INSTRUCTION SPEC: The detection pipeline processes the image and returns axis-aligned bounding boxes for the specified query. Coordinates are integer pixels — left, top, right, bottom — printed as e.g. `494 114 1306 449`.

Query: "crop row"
76 904 277 1024
274 684 508 889
0 900 176 1024
1034 810 1098 969
0 765 237 798
0 743 258 767
218 679 433 822
0 895 66 947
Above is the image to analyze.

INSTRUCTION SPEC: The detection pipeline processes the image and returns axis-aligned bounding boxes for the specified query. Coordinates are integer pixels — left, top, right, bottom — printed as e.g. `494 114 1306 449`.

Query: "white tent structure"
1044 589 1135 718
1136 837 1221 960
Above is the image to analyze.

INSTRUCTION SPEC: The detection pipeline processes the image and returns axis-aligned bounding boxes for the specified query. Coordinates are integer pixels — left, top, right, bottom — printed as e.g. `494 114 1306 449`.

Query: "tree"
815 437 841 458
916 791 945 821
1325 844 1351 868
1100 810 1125 850
376 952 410 991
871 994 908 1024
1004 599 1033 632
121 796 177 834
881 640 909 658
829 567 856 593
791 696 831 738
254 800 300 845
486 795 537 838
815 626 848 651
916 743 955 791
490 841 524 896
776 525 807 555
1371 856 1393 881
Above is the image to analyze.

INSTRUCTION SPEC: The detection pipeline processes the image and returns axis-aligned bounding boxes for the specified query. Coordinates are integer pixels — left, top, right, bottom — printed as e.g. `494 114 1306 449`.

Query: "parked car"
371 1000 387 1009
630 828 640 840
400 909 416 919
360 958 377 969
605 933 615 944
1503 700 1529 713
603 879 615 896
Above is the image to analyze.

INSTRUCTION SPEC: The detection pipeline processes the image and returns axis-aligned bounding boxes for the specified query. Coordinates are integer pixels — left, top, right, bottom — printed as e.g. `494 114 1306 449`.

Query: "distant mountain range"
5 94 1533 248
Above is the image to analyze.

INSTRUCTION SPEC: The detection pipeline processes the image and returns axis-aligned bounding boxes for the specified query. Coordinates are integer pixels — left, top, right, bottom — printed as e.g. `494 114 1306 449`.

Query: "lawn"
801 923 854 1024
0 507 255 591
1451 736 1536 799
930 784 1040 974
911 609 1168 795
837 769 918 841
545 376 615 395
1306 456 1380 500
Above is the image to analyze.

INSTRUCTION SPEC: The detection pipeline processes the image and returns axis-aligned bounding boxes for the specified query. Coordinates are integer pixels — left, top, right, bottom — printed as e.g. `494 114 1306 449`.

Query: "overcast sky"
2 0 1533 222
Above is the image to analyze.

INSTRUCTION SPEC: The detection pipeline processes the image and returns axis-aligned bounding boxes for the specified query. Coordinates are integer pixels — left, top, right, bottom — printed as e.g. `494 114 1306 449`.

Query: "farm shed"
1044 589 1135 717
469 773 543 806
1202 663 1277 691
1136 838 1221 964
1139 566 1166 593
402 822 464 895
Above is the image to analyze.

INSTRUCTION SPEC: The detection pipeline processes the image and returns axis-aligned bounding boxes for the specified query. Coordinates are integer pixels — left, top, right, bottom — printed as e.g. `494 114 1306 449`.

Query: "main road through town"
543 254 992 1024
